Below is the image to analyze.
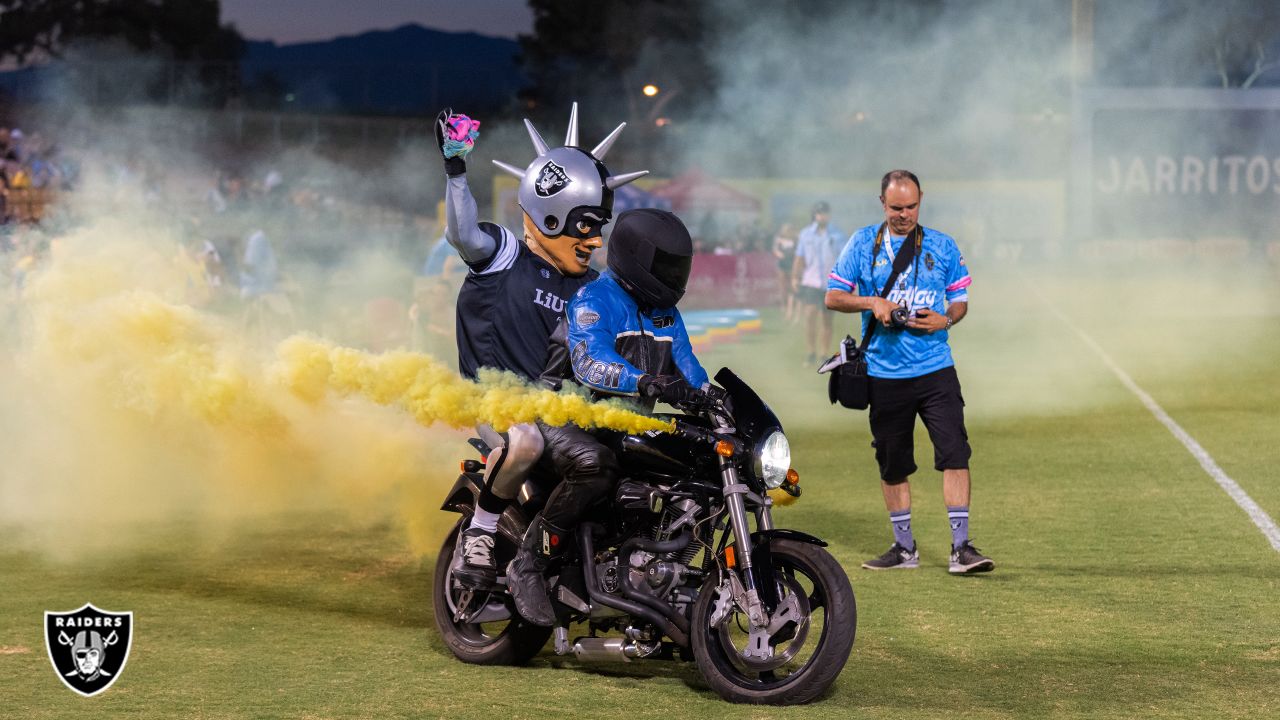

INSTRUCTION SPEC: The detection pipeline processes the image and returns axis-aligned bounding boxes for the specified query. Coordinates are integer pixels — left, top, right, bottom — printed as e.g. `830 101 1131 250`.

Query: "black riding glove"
638 374 698 405
435 109 467 177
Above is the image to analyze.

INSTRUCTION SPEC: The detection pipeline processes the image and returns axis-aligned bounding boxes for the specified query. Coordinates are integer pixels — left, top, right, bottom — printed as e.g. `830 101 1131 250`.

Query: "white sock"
470 507 500 533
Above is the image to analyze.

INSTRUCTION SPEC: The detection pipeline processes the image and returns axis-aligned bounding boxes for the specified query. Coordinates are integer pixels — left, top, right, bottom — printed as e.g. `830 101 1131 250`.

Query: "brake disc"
718 574 812 672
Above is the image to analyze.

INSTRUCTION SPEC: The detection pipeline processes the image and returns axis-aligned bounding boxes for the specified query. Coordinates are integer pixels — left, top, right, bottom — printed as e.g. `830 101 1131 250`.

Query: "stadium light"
642 84 660 97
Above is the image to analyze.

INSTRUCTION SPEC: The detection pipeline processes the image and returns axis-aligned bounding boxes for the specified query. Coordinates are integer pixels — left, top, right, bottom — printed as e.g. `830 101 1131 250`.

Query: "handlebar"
672 385 730 416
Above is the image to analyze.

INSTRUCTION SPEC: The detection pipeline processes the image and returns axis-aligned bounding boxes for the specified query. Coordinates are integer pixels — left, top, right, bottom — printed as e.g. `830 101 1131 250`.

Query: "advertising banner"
1074 89 1280 242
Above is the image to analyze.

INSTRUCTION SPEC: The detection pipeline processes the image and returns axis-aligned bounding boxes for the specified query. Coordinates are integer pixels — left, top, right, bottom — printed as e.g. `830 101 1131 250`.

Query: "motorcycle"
432 368 856 705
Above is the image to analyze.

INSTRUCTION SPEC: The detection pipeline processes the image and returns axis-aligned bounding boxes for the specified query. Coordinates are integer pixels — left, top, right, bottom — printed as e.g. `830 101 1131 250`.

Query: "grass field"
2 260 1279 719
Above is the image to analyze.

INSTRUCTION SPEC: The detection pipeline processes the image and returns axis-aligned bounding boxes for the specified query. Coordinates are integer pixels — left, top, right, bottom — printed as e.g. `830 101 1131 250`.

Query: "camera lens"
889 306 910 329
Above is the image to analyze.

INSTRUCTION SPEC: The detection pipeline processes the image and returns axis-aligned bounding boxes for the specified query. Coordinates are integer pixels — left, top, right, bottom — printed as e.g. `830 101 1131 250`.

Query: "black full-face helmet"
607 208 694 309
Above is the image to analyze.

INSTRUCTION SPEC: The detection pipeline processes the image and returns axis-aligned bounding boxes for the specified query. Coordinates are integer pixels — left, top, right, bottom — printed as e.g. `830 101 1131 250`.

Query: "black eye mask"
560 206 611 240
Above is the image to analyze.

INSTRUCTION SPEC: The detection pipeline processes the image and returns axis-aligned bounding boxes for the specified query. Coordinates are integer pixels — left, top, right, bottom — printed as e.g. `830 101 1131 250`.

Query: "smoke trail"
0 219 665 561
275 336 673 435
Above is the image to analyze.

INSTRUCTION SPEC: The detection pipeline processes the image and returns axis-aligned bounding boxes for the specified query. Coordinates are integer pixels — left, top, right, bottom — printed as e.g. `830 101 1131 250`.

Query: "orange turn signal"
724 546 736 568
715 440 734 457
786 468 800 485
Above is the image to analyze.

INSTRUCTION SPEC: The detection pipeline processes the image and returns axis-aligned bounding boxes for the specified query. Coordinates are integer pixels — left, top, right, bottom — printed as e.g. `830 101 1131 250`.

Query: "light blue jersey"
827 224 971 379
795 221 845 289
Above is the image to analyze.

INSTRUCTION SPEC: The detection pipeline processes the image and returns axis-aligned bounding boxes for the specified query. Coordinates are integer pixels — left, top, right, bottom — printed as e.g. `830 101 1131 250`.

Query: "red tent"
648 168 761 214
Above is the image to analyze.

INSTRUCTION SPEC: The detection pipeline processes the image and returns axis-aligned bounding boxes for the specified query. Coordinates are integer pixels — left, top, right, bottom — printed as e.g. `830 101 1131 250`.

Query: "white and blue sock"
947 506 970 549
889 509 914 550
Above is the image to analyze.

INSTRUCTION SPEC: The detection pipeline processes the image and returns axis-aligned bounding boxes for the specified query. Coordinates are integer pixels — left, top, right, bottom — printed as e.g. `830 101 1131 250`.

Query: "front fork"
719 455 776 628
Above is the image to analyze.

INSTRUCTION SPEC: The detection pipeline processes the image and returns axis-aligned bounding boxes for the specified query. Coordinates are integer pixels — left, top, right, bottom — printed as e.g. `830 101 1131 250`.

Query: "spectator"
792 200 844 364
239 226 278 298
773 222 798 322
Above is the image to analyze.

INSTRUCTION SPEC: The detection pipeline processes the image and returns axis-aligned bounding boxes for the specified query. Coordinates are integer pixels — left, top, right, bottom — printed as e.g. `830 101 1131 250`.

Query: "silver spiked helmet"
494 102 648 237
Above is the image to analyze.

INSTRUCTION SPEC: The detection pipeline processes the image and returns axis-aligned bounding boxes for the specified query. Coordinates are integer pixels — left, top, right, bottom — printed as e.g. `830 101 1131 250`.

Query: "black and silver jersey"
455 222 598 382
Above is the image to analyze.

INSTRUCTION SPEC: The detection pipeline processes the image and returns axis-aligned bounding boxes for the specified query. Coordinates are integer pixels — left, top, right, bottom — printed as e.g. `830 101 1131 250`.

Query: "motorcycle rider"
509 208 718 626
438 104 647 588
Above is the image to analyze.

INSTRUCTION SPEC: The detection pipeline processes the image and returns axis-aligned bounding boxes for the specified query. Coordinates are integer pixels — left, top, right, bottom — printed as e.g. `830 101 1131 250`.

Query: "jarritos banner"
683 252 780 309
1072 88 1280 241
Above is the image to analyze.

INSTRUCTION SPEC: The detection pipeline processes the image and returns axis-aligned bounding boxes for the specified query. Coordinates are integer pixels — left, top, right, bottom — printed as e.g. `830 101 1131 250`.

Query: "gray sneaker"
862 542 919 570
949 541 994 575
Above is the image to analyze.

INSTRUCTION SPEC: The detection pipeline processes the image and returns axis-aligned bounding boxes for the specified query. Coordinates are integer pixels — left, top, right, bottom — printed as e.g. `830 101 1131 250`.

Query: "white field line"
1039 295 1280 553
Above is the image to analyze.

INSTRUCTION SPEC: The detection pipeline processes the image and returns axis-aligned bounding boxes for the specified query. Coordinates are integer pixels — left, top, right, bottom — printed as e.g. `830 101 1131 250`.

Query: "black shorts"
867 365 970 481
796 286 826 306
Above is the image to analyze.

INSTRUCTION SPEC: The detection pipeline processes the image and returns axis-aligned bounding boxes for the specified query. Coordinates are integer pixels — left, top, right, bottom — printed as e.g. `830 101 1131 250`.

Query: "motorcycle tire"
432 520 551 665
691 538 857 704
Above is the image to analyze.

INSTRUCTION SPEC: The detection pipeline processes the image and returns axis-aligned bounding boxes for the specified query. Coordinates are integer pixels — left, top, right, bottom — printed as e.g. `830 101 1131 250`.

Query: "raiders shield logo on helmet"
44 603 134 697
534 160 571 197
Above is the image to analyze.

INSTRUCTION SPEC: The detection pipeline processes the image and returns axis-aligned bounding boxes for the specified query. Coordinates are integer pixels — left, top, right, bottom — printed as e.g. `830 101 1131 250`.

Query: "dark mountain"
0 24 524 116
241 24 524 115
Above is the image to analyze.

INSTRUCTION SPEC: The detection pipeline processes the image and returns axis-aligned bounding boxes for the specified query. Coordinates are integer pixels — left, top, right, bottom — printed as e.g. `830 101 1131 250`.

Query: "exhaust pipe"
571 637 641 662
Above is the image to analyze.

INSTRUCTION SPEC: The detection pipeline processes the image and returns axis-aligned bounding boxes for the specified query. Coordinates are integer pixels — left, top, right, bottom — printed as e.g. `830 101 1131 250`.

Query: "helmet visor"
650 246 692 295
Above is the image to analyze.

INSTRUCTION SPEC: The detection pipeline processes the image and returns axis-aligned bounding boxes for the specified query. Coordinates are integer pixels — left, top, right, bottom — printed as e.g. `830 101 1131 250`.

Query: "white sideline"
1045 303 1280 553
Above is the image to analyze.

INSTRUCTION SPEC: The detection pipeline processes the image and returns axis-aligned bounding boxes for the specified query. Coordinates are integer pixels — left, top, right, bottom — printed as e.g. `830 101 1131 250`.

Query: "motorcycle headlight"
755 431 791 489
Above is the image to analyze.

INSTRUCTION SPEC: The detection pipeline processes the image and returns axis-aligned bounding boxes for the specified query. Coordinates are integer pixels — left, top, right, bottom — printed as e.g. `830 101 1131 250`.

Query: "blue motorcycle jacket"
563 271 709 396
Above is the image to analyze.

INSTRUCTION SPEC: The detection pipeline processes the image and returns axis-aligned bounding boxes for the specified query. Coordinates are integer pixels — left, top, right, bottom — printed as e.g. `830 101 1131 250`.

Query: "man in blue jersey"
436 104 646 589
825 170 994 575
507 208 716 626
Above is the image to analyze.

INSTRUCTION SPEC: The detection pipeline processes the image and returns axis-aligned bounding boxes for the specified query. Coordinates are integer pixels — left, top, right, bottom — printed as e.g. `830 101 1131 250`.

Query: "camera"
889 305 912 329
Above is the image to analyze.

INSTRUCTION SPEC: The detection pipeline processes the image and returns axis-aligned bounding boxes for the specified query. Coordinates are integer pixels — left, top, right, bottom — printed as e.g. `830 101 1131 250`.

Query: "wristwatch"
944 316 954 330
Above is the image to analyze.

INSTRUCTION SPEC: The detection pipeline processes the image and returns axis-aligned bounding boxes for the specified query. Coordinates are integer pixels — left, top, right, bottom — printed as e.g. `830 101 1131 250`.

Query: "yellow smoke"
0 221 666 561
275 337 673 435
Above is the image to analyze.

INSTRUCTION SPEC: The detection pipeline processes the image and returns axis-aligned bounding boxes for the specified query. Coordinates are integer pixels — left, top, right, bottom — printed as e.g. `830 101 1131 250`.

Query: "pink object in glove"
446 114 480 141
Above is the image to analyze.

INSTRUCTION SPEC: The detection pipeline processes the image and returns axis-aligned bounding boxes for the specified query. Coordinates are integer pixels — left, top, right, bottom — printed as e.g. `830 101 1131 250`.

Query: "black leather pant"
536 422 619 531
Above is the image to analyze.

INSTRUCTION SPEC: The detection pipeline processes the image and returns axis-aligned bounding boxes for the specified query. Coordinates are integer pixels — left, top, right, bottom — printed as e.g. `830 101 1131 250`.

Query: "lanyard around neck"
879 226 922 303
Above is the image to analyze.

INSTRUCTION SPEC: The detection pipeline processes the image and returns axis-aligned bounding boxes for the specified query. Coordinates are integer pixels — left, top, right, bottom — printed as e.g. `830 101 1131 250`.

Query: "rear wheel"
691 538 856 704
432 520 551 665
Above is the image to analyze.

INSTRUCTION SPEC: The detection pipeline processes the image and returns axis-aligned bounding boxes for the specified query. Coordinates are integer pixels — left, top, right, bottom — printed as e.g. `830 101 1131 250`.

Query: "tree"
518 1 715 137
1093 0 1280 88
1202 3 1280 88
0 0 243 104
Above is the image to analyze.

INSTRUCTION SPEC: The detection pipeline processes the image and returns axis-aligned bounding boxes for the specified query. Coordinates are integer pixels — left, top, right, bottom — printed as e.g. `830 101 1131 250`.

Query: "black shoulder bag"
823 223 920 409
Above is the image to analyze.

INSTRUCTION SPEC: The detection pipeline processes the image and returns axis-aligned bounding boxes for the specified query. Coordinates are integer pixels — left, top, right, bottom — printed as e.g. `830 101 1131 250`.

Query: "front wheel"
691 538 856 704
432 520 551 665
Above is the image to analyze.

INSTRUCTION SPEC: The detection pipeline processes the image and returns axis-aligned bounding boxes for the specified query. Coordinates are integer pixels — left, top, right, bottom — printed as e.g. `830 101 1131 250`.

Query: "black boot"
506 515 566 627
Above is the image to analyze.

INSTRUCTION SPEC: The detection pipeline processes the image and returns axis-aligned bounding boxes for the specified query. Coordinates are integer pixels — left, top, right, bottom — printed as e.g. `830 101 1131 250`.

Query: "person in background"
792 201 843 364
772 222 798 322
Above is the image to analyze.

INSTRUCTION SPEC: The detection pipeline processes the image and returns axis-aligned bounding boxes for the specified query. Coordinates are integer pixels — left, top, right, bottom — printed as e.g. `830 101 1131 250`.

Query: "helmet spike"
605 170 649 190
565 101 580 147
590 122 627 161
524 119 549 156
492 159 525 179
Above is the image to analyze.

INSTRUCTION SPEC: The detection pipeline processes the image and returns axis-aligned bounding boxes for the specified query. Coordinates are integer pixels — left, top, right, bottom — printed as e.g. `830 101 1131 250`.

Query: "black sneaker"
861 542 919 570
949 540 994 575
452 526 497 588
